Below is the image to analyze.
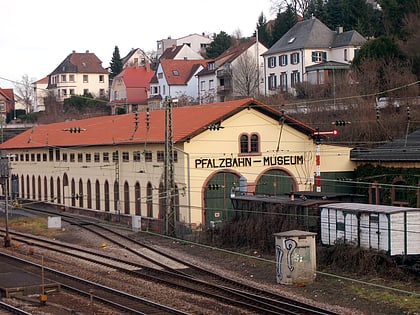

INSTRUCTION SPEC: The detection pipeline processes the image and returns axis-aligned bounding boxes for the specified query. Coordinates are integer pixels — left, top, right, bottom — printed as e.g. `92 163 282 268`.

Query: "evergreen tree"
305 0 327 22
110 46 123 80
325 0 343 31
271 5 298 46
256 12 272 49
206 31 233 59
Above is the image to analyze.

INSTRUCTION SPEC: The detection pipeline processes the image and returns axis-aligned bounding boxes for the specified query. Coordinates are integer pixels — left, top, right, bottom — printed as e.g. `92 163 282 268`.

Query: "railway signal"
332 120 350 126
312 129 338 193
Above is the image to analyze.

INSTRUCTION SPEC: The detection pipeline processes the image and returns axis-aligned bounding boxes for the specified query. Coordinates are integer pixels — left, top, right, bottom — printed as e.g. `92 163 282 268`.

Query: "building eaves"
350 129 420 161
0 98 317 150
263 18 335 56
332 31 366 48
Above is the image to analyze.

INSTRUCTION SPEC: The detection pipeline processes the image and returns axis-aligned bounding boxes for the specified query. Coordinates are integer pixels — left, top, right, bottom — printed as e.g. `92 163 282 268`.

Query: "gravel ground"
1 220 419 315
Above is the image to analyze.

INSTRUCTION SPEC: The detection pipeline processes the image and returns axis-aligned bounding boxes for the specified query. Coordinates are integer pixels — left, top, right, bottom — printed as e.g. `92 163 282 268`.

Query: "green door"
204 171 239 228
255 169 295 196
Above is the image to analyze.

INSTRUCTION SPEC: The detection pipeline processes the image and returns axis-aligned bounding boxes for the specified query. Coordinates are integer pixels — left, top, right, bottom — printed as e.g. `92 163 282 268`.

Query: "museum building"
0 98 355 232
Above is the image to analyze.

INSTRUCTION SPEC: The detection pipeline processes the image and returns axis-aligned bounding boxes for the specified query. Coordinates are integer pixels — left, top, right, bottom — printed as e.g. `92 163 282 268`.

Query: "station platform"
0 259 60 298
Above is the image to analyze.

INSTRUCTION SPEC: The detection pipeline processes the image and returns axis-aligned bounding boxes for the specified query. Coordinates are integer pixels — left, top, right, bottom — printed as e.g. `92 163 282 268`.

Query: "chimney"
337 26 343 34
86 50 89 53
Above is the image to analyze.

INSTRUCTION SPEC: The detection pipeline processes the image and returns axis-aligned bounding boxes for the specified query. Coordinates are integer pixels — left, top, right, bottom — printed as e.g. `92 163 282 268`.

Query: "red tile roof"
160 59 208 85
50 51 108 75
0 98 316 149
0 88 14 101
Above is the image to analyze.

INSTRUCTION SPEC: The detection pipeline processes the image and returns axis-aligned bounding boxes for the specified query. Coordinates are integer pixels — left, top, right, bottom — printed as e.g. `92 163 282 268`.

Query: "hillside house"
47 50 109 102
262 17 366 96
197 39 267 103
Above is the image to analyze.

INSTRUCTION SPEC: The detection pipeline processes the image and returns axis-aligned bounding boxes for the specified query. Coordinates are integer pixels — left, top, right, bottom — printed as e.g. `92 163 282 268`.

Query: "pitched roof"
159 59 207 85
197 39 260 76
115 65 154 88
0 88 14 101
332 31 366 48
350 129 420 161
214 39 256 67
263 17 336 55
0 98 316 149
50 51 108 75
160 45 184 59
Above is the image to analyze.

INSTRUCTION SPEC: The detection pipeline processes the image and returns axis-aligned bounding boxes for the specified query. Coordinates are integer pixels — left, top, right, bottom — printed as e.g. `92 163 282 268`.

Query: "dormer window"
208 62 215 71
172 70 179 76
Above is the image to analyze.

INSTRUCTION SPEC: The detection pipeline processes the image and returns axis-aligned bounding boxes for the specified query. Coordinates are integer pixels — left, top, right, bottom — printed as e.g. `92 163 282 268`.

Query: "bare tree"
14 74 35 114
270 0 310 17
232 51 260 98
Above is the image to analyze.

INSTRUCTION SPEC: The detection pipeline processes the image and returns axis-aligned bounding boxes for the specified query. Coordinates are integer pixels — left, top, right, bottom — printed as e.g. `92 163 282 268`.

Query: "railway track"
2 202 341 314
0 252 190 315
0 301 32 315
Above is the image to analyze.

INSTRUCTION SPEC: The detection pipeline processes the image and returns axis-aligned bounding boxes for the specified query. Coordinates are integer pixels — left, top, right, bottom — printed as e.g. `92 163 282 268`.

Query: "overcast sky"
0 0 273 89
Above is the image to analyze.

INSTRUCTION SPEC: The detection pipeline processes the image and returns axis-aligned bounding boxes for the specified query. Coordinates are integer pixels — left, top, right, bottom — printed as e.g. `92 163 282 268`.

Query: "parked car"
376 97 400 109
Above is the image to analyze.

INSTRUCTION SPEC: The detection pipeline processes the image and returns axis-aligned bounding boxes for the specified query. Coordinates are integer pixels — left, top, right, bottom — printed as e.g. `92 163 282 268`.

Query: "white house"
149 59 208 108
197 39 267 103
47 50 109 102
157 33 213 58
262 17 366 96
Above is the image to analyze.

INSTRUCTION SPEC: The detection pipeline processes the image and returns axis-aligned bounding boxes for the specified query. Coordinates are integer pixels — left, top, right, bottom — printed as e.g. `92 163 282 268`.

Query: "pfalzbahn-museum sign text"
194 155 304 168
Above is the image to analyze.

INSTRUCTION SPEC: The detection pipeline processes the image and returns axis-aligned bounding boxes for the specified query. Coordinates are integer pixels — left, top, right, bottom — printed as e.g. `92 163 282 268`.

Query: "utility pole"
0 150 10 247
164 96 176 236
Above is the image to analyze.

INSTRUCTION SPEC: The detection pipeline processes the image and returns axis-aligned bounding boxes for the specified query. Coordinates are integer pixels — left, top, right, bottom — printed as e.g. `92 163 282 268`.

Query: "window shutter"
285 55 288 65
297 53 300 63
311 51 316 62
323 52 327 62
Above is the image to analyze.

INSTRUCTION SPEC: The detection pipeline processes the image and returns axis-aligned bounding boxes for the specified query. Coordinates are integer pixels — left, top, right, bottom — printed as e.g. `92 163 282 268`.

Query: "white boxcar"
320 203 420 256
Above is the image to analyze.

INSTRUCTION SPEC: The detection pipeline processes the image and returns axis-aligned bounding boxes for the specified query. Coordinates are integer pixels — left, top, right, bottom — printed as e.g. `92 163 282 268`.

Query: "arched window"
158 182 165 220
44 177 48 201
57 177 61 203
239 133 260 154
87 180 92 209
135 182 141 215
50 177 54 201
21 175 24 198
71 179 76 206
38 176 42 200
95 180 101 210
104 180 110 212
250 134 259 153
124 181 130 214
240 134 248 153
114 180 119 212
147 182 153 217
32 176 36 199
79 179 84 208
26 175 30 199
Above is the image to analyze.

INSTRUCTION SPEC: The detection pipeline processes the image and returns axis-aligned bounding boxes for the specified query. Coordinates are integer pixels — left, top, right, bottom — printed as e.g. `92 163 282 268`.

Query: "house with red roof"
0 98 355 233
0 88 15 121
149 59 208 108
197 38 267 103
160 44 204 60
109 64 155 114
47 50 109 102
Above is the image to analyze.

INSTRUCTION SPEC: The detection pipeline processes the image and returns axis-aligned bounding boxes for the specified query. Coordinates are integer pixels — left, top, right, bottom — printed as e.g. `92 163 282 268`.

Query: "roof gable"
160 59 207 85
50 51 108 75
264 18 335 55
0 98 316 149
115 65 154 88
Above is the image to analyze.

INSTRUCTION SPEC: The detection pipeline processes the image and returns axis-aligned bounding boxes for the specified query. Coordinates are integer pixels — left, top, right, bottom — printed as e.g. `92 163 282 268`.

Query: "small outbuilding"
320 203 420 256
